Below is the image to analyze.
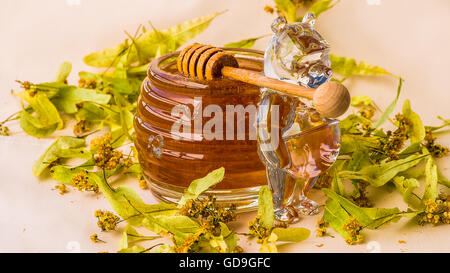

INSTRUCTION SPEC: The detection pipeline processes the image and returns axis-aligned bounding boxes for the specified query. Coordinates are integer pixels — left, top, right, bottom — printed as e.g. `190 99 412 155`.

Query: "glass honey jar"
134 48 267 212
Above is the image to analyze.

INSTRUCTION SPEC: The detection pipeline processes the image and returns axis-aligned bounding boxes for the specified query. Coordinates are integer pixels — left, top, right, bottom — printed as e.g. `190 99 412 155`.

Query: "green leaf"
52 87 111 114
55 62 72 83
32 136 86 176
90 173 178 227
426 116 450 132
83 41 129 68
83 11 225 67
339 153 426 187
178 167 225 207
323 189 414 229
274 0 297 22
351 95 371 107
340 134 378 154
271 227 310 242
225 35 267 49
438 167 450 188
322 198 351 239
330 54 395 78
259 233 278 253
257 186 274 229
402 100 425 143
18 92 64 137
372 77 403 129
423 156 438 202
339 114 372 135
117 245 146 253
219 222 239 252
20 110 59 138
392 176 420 208
118 225 159 251
308 0 339 18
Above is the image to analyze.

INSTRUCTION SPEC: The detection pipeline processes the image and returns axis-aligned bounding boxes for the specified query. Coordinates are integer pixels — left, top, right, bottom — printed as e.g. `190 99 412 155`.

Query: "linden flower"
91 134 124 170
179 196 236 227
54 184 69 195
343 217 364 245
419 196 450 225
316 219 328 237
248 215 272 243
95 210 120 231
90 234 106 243
138 176 148 190
72 172 99 193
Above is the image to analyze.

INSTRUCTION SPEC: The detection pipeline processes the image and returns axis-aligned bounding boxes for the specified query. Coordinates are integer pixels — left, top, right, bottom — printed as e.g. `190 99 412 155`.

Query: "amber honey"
134 49 267 211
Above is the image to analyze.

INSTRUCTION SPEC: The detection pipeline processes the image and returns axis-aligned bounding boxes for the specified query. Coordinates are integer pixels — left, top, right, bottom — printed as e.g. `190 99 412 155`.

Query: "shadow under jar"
134 48 267 212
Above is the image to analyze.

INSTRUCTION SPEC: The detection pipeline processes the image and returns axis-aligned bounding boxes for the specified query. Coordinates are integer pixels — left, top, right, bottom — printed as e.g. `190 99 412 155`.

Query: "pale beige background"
0 0 449 253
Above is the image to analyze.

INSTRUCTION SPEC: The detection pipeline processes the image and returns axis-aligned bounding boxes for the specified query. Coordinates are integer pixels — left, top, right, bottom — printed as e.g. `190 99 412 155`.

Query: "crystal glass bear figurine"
257 14 341 222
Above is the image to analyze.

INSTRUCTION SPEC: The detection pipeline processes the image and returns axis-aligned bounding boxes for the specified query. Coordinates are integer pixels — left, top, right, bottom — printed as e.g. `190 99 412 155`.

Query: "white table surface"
0 0 449 253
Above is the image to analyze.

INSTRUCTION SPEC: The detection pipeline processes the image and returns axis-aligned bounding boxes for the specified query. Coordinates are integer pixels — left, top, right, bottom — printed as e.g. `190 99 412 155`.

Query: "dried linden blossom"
418 195 450 225
95 210 120 232
343 217 363 245
90 134 124 170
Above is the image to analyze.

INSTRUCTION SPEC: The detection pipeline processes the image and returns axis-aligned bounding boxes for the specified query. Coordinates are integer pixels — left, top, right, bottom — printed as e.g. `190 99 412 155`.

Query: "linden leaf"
33 136 87 176
259 233 278 253
322 198 351 239
330 54 395 78
351 95 371 107
20 110 59 139
219 222 239 252
258 186 275 230
308 0 340 18
339 153 426 187
274 0 297 22
178 167 225 207
18 92 64 136
52 87 111 114
118 225 159 251
90 173 178 227
323 189 415 229
83 41 129 68
393 176 420 208
402 99 425 144
372 78 403 129
117 245 146 253
83 11 225 67
225 35 267 49
423 155 438 202
55 62 72 83
271 227 310 242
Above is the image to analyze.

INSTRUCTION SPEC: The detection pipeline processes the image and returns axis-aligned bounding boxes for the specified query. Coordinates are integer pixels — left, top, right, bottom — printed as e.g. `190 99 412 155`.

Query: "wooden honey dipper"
177 43 350 118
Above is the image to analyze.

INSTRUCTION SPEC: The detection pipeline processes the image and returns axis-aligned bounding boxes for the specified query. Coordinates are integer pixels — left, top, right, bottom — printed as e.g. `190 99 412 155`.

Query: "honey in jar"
134 48 267 211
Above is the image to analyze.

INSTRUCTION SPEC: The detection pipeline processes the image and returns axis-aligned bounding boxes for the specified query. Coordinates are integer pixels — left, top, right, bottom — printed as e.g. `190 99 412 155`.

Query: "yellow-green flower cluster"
343 216 363 245
54 184 68 195
73 119 89 136
0 124 10 136
248 215 272 243
358 105 376 120
138 175 148 190
316 219 328 237
95 210 120 231
72 172 99 193
78 78 97 89
90 233 106 243
375 113 411 161
91 134 123 170
179 195 236 226
424 129 448 158
419 196 450 225
174 223 211 253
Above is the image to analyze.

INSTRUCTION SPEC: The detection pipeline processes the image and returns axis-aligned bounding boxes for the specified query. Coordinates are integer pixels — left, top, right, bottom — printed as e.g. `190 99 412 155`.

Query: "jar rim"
148 47 264 90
